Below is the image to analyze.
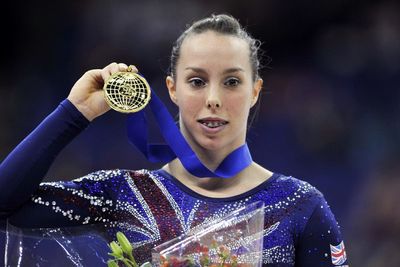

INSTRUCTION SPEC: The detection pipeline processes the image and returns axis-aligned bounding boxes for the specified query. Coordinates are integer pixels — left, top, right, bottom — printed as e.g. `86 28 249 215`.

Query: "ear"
166 76 178 105
251 78 263 107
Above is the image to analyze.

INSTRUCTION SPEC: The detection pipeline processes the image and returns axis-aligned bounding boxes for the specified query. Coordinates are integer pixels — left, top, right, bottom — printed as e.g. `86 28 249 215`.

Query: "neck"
162 159 273 198
165 143 248 187
179 121 248 171
194 146 235 171
165 126 251 190
164 158 248 191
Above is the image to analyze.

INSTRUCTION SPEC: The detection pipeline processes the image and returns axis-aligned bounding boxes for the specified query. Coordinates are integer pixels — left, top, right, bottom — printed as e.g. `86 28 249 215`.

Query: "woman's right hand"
67 62 138 121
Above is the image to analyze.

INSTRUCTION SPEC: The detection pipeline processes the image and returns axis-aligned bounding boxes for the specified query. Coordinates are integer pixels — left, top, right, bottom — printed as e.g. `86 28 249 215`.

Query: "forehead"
178 31 251 71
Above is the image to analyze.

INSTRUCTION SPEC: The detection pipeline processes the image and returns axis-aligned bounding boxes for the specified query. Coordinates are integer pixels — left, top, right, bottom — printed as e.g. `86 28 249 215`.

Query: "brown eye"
188 78 206 88
224 77 240 87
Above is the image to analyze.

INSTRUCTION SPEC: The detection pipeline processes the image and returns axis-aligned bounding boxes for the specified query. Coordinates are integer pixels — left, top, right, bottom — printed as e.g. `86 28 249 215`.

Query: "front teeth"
202 121 226 128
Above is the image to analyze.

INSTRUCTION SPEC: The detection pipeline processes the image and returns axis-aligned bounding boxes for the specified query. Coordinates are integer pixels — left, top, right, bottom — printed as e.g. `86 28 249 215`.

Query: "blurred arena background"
1 0 399 266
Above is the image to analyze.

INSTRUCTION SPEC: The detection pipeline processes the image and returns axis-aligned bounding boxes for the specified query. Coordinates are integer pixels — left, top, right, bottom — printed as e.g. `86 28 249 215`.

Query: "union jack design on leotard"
330 241 347 265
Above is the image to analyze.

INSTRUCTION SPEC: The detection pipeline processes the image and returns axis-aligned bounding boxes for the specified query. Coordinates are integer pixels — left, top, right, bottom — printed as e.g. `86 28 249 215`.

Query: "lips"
197 118 229 129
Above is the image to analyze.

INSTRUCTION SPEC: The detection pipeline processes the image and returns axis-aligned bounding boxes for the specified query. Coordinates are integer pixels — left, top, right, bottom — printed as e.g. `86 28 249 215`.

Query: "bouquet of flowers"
3 201 264 266
151 201 265 267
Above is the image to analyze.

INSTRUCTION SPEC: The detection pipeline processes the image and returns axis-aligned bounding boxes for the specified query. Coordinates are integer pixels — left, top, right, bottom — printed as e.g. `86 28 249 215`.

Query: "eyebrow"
184 67 244 74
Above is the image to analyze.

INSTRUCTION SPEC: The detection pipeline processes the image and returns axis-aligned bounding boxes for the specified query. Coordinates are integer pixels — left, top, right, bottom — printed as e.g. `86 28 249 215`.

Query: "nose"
206 86 222 109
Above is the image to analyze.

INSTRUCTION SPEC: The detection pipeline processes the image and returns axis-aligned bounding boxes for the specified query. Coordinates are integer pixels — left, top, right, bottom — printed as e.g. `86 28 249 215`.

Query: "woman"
0 14 347 266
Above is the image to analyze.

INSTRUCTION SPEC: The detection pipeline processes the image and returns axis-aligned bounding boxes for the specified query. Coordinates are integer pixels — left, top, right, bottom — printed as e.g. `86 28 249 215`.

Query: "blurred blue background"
1 0 399 266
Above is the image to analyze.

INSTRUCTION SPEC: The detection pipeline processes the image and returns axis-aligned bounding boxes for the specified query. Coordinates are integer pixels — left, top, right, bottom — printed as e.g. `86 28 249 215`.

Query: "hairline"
173 30 254 80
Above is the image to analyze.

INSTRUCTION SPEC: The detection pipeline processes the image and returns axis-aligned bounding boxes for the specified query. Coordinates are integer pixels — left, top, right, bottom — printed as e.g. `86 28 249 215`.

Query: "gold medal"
103 66 151 113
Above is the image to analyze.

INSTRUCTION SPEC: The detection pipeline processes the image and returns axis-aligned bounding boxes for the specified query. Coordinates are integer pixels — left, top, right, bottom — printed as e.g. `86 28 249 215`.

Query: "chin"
197 136 236 152
190 136 221 151
199 142 223 151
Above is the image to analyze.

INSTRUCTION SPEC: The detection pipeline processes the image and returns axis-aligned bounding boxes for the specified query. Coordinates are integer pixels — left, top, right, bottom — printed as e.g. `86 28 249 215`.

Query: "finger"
109 62 121 74
101 62 139 83
109 62 132 74
85 69 104 85
118 63 128 72
101 62 118 83
127 64 138 73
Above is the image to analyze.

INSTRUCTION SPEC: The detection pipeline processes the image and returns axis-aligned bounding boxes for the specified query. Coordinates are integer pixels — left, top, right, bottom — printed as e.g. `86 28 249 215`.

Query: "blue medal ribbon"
126 87 252 178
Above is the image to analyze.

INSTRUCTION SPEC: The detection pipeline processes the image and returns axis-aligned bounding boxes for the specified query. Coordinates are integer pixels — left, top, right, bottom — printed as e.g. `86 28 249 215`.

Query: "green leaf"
107 259 119 267
117 232 133 255
109 241 123 258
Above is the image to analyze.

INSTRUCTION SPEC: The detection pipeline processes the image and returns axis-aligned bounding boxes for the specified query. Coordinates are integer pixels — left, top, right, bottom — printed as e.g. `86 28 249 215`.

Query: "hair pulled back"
170 14 262 81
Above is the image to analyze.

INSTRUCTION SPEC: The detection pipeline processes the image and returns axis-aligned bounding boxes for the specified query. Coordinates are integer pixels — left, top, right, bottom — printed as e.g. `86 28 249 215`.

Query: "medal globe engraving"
103 72 151 113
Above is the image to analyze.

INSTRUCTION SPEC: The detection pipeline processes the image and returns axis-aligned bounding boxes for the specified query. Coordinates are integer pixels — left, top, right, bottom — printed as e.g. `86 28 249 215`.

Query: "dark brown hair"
169 14 263 81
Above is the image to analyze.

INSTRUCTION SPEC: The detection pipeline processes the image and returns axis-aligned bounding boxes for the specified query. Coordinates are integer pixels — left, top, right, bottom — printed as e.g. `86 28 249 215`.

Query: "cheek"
226 94 252 117
178 94 202 116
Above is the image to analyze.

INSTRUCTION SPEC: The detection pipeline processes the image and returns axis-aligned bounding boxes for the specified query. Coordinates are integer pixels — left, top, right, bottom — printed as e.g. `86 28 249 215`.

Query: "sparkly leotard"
0 100 348 266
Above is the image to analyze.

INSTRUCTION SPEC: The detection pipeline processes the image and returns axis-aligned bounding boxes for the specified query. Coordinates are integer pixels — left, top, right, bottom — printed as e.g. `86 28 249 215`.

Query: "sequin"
31 169 342 265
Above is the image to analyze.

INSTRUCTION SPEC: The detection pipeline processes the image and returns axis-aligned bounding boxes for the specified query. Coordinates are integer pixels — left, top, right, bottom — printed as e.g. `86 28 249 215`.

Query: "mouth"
197 118 229 128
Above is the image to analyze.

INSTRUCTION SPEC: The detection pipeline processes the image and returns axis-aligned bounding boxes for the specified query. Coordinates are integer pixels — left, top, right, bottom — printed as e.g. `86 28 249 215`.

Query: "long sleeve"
0 99 89 215
295 198 349 266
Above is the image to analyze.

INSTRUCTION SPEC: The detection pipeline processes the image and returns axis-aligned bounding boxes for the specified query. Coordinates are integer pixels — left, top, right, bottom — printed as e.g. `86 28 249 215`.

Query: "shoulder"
38 169 154 194
270 173 341 232
71 169 152 183
265 173 327 222
271 173 325 203
72 169 128 182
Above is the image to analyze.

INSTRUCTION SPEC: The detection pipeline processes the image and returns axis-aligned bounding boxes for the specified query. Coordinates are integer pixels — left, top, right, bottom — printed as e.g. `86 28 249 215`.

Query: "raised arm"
0 63 133 217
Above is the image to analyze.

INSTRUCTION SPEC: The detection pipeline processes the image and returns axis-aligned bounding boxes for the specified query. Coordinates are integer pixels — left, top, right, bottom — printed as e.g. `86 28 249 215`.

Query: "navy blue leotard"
0 100 348 266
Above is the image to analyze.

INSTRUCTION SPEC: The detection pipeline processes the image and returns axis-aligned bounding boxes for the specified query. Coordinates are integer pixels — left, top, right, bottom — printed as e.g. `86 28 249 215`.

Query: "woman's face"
166 31 262 155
